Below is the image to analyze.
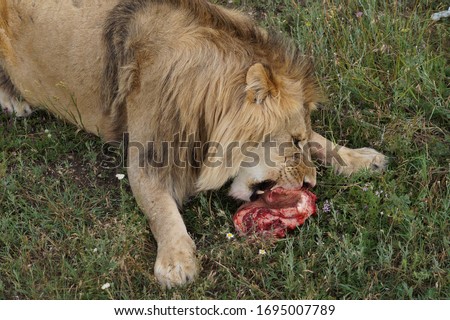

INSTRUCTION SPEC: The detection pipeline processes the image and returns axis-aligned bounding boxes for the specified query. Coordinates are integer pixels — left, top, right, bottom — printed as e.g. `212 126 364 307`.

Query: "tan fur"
0 0 13 64
0 1 8 32
0 0 386 288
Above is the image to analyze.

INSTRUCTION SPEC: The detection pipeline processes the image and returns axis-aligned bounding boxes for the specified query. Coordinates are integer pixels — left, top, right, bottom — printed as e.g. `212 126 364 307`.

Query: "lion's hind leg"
0 68 31 117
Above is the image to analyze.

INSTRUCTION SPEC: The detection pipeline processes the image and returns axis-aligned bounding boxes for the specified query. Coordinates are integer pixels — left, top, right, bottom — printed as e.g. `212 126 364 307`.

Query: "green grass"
0 0 448 299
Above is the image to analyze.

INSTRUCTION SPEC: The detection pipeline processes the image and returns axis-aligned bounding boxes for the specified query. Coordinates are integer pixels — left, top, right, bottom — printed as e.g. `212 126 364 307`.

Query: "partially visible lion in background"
0 0 386 288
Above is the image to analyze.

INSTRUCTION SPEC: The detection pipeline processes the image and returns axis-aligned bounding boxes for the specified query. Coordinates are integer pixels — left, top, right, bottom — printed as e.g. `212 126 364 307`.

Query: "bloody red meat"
233 188 317 238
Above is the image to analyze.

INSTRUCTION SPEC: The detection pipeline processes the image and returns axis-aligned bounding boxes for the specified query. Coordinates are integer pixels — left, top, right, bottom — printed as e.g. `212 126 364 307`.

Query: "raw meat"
233 187 317 238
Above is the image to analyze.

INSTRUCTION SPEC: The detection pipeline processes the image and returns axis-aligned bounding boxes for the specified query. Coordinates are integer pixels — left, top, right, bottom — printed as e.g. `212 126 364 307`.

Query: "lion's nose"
303 168 316 189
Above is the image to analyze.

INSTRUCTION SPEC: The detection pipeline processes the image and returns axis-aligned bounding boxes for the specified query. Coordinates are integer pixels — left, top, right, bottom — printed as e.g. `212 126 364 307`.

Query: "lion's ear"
245 63 277 105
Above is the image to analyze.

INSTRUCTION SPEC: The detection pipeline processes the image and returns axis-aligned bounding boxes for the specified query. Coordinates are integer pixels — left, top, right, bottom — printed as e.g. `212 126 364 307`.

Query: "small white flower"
259 249 267 255
226 233 234 240
101 283 111 290
93 248 98 253
116 174 125 180
44 129 49 133
375 190 384 197
47 134 52 138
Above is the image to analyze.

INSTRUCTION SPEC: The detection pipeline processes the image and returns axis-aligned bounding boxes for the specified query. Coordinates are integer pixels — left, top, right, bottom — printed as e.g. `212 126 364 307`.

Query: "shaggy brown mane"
101 0 320 143
102 0 150 141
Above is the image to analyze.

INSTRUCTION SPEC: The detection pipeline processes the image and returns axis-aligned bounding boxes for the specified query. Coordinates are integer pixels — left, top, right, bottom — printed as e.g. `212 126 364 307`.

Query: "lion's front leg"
308 131 387 175
127 150 199 289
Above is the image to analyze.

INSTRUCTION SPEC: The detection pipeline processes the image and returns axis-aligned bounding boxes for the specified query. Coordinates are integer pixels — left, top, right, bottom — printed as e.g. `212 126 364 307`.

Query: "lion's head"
231 61 319 201
195 57 321 201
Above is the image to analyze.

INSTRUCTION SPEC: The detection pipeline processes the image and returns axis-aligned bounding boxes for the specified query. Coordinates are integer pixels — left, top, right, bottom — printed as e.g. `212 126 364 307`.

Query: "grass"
0 0 448 299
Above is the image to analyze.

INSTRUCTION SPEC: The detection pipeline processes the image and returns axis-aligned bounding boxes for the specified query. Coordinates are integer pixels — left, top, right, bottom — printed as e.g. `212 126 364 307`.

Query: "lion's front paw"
154 236 199 289
337 147 388 175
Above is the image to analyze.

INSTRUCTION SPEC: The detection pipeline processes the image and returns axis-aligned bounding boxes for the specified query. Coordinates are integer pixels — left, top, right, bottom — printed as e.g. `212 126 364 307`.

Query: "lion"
0 0 386 288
